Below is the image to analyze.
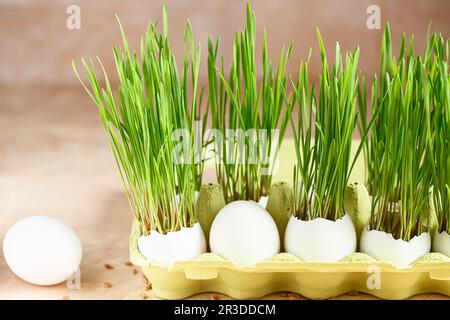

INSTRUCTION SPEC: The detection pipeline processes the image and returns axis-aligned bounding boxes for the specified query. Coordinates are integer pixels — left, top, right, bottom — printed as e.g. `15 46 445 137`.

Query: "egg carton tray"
130 232 450 301
129 182 450 300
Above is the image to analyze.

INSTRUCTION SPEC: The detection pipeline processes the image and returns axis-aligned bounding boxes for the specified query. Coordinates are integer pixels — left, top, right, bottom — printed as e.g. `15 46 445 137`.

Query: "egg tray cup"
129 183 450 300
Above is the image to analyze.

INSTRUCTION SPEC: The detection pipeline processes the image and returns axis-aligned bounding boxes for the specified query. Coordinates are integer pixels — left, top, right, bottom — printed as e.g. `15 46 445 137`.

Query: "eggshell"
2 215 82 285
209 200 280 266
433 230 450 257
360 229 431 268
138 223 206 267
257 196 269 208
284 213 356 262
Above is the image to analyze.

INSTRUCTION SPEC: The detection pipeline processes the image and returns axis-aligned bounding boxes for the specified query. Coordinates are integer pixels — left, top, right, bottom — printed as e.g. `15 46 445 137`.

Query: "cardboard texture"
130 180 450 299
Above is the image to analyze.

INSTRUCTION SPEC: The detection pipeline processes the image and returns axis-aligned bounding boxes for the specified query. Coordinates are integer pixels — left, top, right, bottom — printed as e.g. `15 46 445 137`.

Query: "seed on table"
104 263 114 270
125 261 133 266
146 282 152 290
142 275 152 289
140 293 149 300
133 268 138 275
101 281 112 288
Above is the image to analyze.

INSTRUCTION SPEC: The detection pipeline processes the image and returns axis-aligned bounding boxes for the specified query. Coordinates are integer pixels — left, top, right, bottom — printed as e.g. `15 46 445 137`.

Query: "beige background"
1 0 450 87
0 0 449 300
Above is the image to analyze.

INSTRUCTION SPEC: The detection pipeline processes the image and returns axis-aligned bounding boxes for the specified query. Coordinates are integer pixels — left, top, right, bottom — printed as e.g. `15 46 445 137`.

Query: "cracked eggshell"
209 200 280 267
2 215 82 285
284 213 357 262
360 229 431 268
433 230 450 257
257 196 269 208
138 223 206 267
249 196 269 208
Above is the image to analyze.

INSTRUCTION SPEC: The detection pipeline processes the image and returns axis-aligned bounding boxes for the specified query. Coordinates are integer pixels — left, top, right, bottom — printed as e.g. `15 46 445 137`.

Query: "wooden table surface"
0 85 448 300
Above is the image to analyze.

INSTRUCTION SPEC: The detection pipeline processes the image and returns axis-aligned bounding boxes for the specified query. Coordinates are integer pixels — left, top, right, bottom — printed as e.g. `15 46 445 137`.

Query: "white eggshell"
209 200 280 266
257 196 269 209
360 229 431 268
284 213 356 262
138 223 206 267
2 215 82 285
433 230 450 257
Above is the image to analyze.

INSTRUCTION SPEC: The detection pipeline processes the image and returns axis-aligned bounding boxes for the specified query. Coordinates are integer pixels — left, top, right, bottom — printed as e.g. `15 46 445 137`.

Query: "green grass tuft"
207 3 292 203
73 5 206 235
290 31 362 221
428 34 450 234
358 25 438 240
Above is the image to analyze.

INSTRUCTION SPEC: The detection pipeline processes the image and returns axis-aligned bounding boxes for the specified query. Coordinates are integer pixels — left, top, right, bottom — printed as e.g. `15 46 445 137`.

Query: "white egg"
360 228 431 268
2 215 82 285
209 200 280 267
138 222 206 267
284 213 356 262
433 230 450 257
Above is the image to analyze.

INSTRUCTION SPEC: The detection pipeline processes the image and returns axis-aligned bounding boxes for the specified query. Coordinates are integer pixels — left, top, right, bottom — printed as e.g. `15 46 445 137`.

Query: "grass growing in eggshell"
427 34 450 256
73 6 206 236
73 4 214 268
358 26 434 241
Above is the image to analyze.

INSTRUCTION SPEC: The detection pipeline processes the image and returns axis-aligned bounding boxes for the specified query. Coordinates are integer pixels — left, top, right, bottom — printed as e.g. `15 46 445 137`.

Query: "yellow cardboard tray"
130 217 450 299
129 140 450 299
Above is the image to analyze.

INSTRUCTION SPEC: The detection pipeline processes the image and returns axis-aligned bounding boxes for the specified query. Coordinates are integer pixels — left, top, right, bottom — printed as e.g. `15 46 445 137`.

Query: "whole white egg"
209 200 280 266
2 215 82 285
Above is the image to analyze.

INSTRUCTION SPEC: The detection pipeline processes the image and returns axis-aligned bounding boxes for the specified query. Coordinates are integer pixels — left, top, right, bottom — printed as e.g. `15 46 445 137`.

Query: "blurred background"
0 0 449 299
1 0 450 86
